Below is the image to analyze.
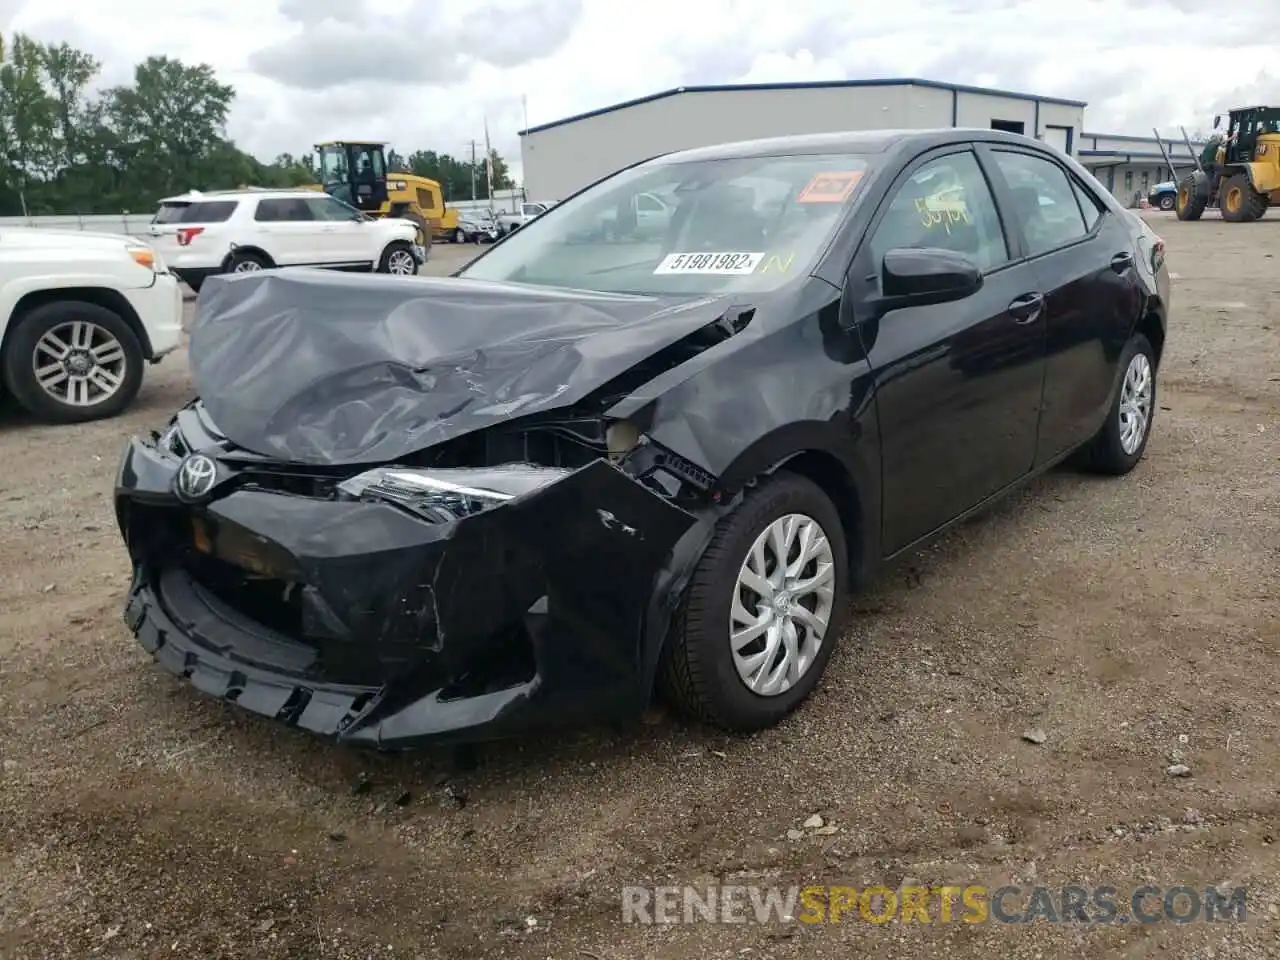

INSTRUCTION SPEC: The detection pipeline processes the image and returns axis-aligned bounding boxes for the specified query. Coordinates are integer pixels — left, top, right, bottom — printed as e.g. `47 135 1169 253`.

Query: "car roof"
156 188 320 204
646 127 1054 164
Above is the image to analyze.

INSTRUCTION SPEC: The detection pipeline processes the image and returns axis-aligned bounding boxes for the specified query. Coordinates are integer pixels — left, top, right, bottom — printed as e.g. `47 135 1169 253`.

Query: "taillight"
176 227 205 247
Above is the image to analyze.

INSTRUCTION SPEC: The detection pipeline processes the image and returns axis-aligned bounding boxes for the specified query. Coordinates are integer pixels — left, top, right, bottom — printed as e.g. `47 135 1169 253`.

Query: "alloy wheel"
730 513 836 696
32 320 128 408
1118 352 1153 455
387 249 417 275
232 259 263 273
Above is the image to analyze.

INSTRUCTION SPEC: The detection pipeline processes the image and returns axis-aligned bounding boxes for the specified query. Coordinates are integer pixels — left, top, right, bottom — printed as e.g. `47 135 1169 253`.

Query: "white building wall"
1078 133 1206 205
521 84 945 200
522 84 1089 201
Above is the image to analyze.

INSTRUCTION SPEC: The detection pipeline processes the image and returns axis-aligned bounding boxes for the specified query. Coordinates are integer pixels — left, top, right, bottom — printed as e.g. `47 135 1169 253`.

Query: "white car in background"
496 200 557 236
0 228 183 423
148 189 427 293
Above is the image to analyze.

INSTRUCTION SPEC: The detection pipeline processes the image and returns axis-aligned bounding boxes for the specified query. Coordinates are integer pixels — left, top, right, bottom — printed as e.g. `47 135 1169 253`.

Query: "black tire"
1175 176 1207 221
453 227 466 243
1220 173 1267 223
1158 194 1175 211
403 211 430 247
2 300 144 424
377 240 418 275
223 250 271 274
658 471 849 732
1082 332 1157 475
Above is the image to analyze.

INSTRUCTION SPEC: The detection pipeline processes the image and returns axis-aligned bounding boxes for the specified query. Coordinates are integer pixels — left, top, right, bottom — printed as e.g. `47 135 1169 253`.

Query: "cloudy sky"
6 0 1280 183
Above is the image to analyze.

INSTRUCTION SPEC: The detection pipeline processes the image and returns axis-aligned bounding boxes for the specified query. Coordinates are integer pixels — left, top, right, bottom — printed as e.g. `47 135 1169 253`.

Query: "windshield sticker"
654 252 765 275
915 195 973 233
759 252 796 274
796 171 864 204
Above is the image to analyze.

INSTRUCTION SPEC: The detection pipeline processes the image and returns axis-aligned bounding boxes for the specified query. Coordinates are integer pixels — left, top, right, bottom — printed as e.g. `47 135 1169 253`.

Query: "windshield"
317 145 348 186
458 153 874 295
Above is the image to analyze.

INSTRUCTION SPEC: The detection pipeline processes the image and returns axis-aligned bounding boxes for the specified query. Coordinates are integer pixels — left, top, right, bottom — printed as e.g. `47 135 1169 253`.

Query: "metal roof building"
1078 132 1206 205
517 79 1087 201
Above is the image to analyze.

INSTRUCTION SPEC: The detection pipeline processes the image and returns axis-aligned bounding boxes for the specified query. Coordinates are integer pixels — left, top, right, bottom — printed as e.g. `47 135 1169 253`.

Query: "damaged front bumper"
115 432 697 747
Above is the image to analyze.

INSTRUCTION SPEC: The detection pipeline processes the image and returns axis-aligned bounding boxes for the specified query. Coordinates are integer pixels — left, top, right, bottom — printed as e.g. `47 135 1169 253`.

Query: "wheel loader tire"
1175 176 1207 221
1219 173 1267 223
401 210 430 247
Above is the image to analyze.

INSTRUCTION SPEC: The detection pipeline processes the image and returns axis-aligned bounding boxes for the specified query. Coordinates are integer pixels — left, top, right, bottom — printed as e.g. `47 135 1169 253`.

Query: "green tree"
0 32 520 217
486 148 513 191
0 34 57 212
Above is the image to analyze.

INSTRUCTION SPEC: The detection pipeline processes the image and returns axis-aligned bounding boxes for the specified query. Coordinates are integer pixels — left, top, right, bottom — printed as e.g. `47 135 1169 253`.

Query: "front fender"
0 271 152 336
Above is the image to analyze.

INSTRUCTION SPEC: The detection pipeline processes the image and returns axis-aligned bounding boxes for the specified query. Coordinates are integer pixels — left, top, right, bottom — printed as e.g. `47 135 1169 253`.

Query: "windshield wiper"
584 259 661 276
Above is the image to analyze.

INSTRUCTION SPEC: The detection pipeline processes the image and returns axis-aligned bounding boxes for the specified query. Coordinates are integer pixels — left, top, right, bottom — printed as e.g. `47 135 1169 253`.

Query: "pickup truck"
496 201 555 236
1147 180 1177 211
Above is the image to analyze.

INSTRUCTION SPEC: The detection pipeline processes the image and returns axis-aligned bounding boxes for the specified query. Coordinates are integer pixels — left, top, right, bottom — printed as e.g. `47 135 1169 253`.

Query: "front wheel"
658 472 849 732
378 241 418 276
1082 332 1157 475
1175 175 1207 221
1159 194 1175 211
2 300 145 424
1220 173 1267 222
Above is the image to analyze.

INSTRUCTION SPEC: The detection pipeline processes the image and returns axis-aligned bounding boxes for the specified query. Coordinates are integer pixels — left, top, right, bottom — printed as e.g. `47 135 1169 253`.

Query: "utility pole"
469 140 478 201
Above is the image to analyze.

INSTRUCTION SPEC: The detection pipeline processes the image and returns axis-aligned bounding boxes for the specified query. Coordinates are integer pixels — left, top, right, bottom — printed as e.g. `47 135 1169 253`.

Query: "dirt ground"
1 222 1278 960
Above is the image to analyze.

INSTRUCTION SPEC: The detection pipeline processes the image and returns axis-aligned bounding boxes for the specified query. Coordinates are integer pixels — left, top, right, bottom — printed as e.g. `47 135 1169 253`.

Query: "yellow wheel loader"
310 141 462 245
1176 106 1280 222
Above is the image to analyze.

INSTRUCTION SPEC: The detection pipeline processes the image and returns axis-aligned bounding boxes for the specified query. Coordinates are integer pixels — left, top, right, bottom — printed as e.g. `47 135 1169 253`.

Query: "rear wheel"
1175 176 1207 220
2 300 144 423
659 472 849 732
453 227 466 243
224 250 270 273
1220 173 1267 222
1083 333 1157 475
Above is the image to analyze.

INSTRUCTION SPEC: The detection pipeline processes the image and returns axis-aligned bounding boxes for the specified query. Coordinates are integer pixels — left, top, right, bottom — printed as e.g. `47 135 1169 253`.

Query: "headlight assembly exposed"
337 464 571 523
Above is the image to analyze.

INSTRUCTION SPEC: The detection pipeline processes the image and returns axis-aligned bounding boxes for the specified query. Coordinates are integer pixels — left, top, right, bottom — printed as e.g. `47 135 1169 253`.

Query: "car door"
847 146 1047 554
982 146 1144 464
304 195 369 267
252 197 327 266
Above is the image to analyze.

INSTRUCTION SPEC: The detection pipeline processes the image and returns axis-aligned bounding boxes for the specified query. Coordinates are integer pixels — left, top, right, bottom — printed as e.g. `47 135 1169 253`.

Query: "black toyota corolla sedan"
115 128 1170 748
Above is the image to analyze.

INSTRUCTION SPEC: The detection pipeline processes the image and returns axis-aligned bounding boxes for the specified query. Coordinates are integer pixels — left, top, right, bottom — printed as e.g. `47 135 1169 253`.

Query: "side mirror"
879 247 983 307
1214 115 1222 129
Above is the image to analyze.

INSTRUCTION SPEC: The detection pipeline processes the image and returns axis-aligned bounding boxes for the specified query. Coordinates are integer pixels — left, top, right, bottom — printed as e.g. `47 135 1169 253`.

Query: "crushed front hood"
189 270 741 465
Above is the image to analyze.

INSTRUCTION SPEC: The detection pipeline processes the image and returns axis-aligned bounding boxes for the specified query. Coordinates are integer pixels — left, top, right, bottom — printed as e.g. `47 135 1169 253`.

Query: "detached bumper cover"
116 436 697 746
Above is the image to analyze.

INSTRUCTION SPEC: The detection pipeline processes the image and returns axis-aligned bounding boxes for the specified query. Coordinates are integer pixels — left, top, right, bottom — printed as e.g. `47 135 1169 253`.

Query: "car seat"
683 184 766 250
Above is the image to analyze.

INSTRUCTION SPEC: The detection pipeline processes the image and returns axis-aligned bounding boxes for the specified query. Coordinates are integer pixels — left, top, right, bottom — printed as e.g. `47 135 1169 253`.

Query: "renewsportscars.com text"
621 884 1247 925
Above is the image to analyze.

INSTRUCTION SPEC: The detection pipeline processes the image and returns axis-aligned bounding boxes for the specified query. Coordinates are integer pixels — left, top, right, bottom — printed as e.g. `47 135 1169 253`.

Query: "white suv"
0 228 184 423
149 189 427 293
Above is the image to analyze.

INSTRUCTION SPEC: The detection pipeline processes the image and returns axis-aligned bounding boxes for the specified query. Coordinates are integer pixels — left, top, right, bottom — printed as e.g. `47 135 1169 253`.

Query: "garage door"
1043 126 1071 155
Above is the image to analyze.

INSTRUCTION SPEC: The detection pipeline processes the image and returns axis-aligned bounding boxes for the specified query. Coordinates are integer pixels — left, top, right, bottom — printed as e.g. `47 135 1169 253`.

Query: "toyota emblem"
175 454 218 502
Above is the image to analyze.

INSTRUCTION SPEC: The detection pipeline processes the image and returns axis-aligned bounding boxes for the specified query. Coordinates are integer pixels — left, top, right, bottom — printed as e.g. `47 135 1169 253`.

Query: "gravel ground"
1 223 1278 960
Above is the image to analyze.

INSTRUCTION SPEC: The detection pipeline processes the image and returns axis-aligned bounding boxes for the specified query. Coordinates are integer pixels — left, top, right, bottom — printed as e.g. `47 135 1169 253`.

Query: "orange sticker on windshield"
796 171 864 204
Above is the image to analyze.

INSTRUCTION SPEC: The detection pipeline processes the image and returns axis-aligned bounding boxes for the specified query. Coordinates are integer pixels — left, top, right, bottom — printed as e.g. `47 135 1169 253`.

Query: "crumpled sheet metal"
189 269 738 465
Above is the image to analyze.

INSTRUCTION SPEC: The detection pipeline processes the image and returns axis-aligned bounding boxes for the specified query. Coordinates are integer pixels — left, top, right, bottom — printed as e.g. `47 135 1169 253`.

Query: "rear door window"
254 198 315 222
1071 179 1104 232
989 150 1089 256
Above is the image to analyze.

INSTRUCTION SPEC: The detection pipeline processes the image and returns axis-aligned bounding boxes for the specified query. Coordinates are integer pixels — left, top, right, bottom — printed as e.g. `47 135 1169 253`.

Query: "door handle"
1008 292 1044 325
1110 252 1134 272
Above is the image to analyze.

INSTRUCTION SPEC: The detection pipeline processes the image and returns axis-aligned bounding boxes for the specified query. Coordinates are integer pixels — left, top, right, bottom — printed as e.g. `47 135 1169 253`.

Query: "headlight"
337 465 570 523
156 419 187 458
